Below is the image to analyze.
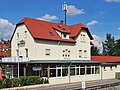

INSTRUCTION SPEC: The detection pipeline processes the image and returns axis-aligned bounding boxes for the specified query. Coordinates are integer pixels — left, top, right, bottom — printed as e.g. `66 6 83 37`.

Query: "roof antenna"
62 2 67 25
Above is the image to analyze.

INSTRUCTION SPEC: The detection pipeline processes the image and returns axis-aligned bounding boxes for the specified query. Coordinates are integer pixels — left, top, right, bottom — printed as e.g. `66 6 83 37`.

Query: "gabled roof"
14 17 93 43
91 56 120 63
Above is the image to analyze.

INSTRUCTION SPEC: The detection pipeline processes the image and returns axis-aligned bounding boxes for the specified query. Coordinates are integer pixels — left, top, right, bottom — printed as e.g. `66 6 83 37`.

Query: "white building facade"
2 18 120 84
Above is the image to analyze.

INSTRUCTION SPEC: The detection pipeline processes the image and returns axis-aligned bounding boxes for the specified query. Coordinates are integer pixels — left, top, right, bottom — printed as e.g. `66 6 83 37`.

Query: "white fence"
2 56 29 62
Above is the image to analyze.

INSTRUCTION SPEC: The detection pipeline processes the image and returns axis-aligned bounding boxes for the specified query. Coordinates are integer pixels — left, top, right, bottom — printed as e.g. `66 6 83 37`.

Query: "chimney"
60 20 64 25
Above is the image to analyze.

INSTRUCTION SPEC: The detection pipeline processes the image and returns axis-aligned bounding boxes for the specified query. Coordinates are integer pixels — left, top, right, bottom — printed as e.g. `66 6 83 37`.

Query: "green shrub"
3 78 12 88
11 78 20 87
26 76 35 85
33 76 41 84
41 78 44 84
0 80 3 89
20 76 27 86
43 78 49 84
46 78 49 84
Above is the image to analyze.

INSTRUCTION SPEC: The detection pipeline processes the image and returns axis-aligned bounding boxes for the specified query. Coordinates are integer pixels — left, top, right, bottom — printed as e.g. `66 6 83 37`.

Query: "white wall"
11 24 36 60
101 66 116 79
12 24 91 61
49 74 101 84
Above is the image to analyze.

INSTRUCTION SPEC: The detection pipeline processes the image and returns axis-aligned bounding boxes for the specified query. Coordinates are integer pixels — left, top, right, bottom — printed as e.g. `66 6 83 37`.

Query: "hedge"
0 76 49 89
11 78 20 87
3 78 12 88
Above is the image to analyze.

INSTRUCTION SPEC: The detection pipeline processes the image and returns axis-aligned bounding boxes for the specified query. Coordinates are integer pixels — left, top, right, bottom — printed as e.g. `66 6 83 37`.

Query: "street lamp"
17 40 25 78
17 42 20 78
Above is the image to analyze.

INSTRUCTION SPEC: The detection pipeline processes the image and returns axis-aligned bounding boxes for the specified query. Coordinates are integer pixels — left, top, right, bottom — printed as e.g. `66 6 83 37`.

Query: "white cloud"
118 27 120 30
0 18 15 39
67 5 85 16
105 0 120 2
92 35 103 52
87 20 98 27
37 14 58 21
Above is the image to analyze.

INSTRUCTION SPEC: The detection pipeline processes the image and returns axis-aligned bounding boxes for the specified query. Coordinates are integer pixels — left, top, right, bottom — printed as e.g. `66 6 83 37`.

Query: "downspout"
68 62 71 83
101 63 103 80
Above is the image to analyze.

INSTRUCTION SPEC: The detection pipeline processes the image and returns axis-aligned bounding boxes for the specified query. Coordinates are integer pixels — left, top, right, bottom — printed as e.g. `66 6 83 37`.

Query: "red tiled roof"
15 17 93 43
70 24 93 39
0 51 11 57
0 45 8 49
91 56 120 62
90 41 94 45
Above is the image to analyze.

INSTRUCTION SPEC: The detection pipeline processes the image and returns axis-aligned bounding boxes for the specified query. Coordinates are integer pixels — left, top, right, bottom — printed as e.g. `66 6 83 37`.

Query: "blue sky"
0 0 120 50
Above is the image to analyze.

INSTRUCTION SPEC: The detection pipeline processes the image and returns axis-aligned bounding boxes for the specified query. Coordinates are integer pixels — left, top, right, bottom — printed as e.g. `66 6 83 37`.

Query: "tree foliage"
102 33 115 56
91 45 100 56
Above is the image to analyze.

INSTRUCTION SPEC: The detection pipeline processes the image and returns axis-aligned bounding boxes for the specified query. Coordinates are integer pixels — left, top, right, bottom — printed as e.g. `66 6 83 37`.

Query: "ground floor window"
70 66 75 76
50 69 56 77
95 66 100 74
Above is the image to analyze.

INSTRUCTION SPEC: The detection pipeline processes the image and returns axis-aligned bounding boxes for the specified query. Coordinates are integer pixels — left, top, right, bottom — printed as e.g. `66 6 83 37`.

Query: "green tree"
113 39 120 56
91 45 99 56
102 33 115 56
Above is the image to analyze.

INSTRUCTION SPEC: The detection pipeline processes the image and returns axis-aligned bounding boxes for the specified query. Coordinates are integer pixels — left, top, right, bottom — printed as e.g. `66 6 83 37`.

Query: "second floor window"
25 49 28 57
79 50 82 58
84 50 87 58
46 49 50 55
17 33 19 39
63 49 70 58
25 31 27 38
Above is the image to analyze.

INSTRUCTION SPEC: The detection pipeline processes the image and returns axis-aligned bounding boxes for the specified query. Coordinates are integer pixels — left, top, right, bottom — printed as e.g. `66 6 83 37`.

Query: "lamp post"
17 42 20 78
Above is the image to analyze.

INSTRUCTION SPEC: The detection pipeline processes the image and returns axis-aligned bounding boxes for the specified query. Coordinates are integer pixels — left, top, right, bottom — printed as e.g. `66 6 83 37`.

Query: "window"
25 49 28 57
70 66 75 76
91 66 95 74
49 32 54 36
84 50 87 58
110 66 113 71
63 34 67 38
80 65 85 75
80 34 86 42
79 50 82 58
50 69 56 77
62 65 68 76
75 65 80 75
46 49 50 55
24 31 27 38
17 33 19 39
63 49 70 59
86 65 91 74
16 49 18 56
95 66 100 74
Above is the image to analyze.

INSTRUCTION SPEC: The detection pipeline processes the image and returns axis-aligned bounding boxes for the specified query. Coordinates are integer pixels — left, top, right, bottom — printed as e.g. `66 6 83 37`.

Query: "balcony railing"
2 56 29 62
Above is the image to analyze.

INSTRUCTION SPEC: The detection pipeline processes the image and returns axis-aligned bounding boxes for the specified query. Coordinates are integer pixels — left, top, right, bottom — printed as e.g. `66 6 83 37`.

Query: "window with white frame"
75 65 80 75
45 49 50 55
79 50 82 58
80 65 86 75
17 33 19 39
84 50 87 58
95 65 100 74
70 66 75 76
63 49 70 58
25 48 28 57
86 65 91 74
16 49 18 56
24 31 27 38
80 34 86 42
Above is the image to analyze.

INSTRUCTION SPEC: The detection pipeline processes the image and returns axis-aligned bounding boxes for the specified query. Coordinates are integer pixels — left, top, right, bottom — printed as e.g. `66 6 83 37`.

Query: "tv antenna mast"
62 2 67 25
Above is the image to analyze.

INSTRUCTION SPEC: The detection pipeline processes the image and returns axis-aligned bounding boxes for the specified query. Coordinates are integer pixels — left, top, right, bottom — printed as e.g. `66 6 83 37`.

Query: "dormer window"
63 34 67 38
49 32 54 36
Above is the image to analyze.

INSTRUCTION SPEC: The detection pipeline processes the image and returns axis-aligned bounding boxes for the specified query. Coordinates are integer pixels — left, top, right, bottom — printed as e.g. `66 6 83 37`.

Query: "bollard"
82 81 86 90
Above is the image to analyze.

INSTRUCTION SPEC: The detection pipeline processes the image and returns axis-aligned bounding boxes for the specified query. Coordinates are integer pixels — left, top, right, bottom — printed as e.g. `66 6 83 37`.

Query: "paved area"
1 79 120 90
